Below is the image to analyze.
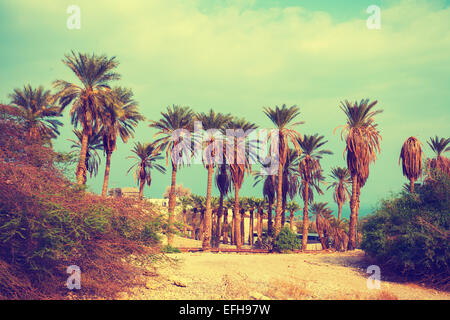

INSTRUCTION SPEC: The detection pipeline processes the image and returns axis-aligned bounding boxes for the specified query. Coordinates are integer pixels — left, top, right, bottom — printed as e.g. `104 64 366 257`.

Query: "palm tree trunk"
240 209 245 245
202 164 213 250
192 209 197 240
410 177 415 193
139 180 145 200
234 185 242 249
249 210 254 246
167 165 178 246
348 174 358 250
183 209 187 237
267 202 273 237
76 129 89 185
101 151 113 197
274 162 283 236
199 209 205 242
301 181 309 251
257 208 262 242
214 193 224 247
338 201 342 221
223 208 229 244
231 212 235 244
289 211 295 231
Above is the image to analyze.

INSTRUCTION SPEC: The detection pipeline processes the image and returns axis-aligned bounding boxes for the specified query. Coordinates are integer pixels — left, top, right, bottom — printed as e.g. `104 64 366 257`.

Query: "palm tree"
101 87 144 196
398 137 423 193
223 197 234 244
214 160 232 247
149 105 195 246
426 136 450 176
195 109 232 250
178 196 193 237
310 202 333 250
297 134 332 251
336 99 382 250
263 104 303 237
253 198 266 243
253 159 276 236
54 51 120 185
224 117 258 249
327 167 351 220
68 129 103 179
280 149 300 227
286 201 300 231
9 85 63 144
127 142 166 200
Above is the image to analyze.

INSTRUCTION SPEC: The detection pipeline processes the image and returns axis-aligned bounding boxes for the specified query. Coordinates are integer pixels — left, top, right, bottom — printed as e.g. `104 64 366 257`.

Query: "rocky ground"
118 236 449 300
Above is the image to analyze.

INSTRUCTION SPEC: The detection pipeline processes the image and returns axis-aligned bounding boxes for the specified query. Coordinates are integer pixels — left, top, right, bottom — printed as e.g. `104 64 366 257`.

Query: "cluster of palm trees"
5 51 450 253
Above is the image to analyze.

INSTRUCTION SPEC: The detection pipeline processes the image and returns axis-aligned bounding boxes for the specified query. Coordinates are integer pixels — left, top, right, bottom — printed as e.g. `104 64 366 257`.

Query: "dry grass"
265 279 309 300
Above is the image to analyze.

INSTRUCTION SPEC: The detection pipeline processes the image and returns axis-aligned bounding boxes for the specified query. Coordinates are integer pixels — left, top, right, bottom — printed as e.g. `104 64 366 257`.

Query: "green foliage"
160 244 181 253
361 172 450 279
273 227 302 252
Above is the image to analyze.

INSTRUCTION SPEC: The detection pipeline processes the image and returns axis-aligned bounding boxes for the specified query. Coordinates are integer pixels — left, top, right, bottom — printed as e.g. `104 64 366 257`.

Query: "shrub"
160 245 181 253
0 114 162 299
273 227 302 252
361 170 449 286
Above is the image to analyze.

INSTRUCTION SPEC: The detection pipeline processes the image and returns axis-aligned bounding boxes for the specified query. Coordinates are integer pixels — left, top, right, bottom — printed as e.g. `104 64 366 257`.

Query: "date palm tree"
280 149 300 227
297 134 332 251
327 167 351 220
263 104 303 237
224 117 258 249
336 99 382 250
127 142 166 200
253 158 276 236
310 202 333 250
9 85 63 144
286 201 301 231
101 87 144 196
214 161 232 247
149 105 195 246
178 196 193 237
54 51 120 185
68 129 103 179
399 137 423 193
426 136 450 176
195 109 232 250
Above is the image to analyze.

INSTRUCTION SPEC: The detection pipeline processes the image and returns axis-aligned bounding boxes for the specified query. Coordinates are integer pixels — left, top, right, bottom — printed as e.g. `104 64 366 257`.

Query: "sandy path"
123 250 449 300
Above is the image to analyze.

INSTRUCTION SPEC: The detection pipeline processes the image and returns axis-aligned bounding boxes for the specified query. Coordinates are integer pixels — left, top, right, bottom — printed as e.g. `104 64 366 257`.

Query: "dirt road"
122 250 449 300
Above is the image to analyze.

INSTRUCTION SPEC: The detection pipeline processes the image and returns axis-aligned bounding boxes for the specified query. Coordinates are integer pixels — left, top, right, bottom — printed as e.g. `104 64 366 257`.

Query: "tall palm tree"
9 85 63 144
426 136 450 176
280 149 300 227
54 51 120 185
101 87 144 196
68 129 103 179
286 201 300 231
253 159 276 236
195 109 232 250
297 134 332 251
214 160 232 247
225 117 258 249
149 105 195 246
127 142 166 200
398 137 423 193
263 104 303 237
253 198 266 242
327 167 351 220
336 99 382 250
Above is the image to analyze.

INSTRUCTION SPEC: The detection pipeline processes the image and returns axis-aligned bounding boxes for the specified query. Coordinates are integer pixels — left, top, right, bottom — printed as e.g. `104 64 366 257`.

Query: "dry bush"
0 114 162 299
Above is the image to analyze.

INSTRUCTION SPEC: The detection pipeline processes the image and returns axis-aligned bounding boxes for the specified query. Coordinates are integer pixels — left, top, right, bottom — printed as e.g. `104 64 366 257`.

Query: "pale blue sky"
1 0 449 219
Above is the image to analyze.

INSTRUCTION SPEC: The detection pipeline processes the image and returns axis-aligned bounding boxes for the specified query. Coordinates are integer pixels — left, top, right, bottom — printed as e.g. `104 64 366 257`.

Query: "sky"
0 0 449 219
